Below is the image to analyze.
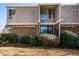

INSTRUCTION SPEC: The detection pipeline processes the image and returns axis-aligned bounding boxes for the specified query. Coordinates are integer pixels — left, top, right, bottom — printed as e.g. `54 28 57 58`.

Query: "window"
40 25 53 34
40 9 48 19
13 9 15 15
9 9 12 16
40 9 47 14
9 9 15 19
41 26 47 33
40 9 55 20
48 9 52 19
48 9 55 19
53 9 55 19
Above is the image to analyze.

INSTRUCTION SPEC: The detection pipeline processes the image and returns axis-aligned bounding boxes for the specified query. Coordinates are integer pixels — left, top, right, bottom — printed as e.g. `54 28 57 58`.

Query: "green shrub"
0 34 2 42
1 33 17 43
22 35 30 44
29 34 38 46
39 33 59 47
0 34 1 39
60 30 79 47
22 34 38 46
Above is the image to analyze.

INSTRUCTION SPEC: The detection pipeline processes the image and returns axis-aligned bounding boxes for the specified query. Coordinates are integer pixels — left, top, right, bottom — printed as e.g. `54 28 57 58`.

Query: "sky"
0 3 38 27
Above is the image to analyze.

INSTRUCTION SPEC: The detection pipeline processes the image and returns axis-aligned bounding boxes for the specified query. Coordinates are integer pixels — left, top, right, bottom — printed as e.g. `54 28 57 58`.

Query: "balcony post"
38 5 40 35
59 4 61 39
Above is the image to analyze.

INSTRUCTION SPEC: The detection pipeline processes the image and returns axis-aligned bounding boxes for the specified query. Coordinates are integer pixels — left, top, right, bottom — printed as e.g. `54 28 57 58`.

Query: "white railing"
40 14 54 20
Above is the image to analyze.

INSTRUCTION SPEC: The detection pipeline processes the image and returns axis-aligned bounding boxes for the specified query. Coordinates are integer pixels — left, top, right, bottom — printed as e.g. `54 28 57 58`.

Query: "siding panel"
8 7 38 24
61 6 77 23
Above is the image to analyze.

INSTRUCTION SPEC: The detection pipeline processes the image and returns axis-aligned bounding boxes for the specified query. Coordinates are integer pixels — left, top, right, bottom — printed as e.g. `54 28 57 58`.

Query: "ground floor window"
40 25 53 34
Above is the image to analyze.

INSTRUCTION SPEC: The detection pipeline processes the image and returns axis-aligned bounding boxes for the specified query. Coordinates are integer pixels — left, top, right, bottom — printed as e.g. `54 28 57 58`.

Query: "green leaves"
1 33 17 43
22 34 38 46
39 33 59 47
60 30 79 47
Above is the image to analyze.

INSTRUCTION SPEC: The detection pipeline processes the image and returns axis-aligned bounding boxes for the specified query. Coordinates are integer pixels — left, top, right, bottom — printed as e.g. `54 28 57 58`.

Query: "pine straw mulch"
0 44 79 56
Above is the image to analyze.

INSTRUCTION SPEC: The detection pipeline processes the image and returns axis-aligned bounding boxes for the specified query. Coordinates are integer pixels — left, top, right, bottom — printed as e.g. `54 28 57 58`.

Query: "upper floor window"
53 9 55 19
9 9 15 19
40 9 55 20
40 9 47 14
40 9 48 19
48 9 52 19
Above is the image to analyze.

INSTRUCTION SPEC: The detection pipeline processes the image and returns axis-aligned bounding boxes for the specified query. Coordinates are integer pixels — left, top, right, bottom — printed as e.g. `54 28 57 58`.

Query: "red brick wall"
11 26 38 36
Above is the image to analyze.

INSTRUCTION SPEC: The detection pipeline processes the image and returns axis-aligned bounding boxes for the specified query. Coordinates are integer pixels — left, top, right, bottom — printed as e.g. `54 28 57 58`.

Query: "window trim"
8 8 16 19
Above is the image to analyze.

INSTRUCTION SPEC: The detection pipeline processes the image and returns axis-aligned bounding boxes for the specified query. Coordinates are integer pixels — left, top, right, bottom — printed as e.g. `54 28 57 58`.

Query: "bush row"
21 34 59 47
60 30 79 48
0 30 79 48
0 33 59 47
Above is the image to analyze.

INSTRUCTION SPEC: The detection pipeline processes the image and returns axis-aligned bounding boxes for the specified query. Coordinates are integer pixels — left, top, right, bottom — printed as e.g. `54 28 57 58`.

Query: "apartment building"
6 4 79 36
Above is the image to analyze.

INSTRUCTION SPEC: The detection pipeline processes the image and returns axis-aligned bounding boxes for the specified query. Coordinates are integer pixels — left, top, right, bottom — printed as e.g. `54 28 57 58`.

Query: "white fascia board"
40 20 60 25
12 26 36 27
60 23 79 24
61 3 77 6
39 3 60 6
8 8 16 9
7 23 38 25
40 23 56 25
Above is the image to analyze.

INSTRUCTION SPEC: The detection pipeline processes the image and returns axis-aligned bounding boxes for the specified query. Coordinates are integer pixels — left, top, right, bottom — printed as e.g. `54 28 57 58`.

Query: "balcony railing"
40 14 54 20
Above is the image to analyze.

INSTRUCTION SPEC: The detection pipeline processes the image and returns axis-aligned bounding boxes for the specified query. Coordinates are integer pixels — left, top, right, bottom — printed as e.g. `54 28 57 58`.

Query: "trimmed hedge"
39 33 59 47
1 33 17 43
60 30 79 47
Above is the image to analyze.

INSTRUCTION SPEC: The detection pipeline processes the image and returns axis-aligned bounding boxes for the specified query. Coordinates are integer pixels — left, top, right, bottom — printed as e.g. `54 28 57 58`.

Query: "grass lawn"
0 44 79 56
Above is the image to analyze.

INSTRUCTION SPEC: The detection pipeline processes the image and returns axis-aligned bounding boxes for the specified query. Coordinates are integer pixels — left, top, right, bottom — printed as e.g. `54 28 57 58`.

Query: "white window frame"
8 8 16 20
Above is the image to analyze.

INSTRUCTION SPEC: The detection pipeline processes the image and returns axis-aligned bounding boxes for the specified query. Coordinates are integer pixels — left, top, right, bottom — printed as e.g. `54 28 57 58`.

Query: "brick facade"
11 25 39 36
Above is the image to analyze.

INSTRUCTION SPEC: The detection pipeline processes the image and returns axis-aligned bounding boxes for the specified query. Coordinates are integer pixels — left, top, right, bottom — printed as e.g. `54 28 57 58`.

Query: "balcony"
39 5 60 24
40 14 56 23
40 14 54 19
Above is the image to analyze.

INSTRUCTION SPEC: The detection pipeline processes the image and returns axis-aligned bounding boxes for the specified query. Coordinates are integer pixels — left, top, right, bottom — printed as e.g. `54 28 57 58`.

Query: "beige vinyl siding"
7 7 38 24
55 6 59 21
61 5 78 23
77 5 79 23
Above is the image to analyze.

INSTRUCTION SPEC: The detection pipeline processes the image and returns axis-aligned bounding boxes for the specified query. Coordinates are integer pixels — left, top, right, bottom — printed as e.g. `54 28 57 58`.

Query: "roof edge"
6 6 38 8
